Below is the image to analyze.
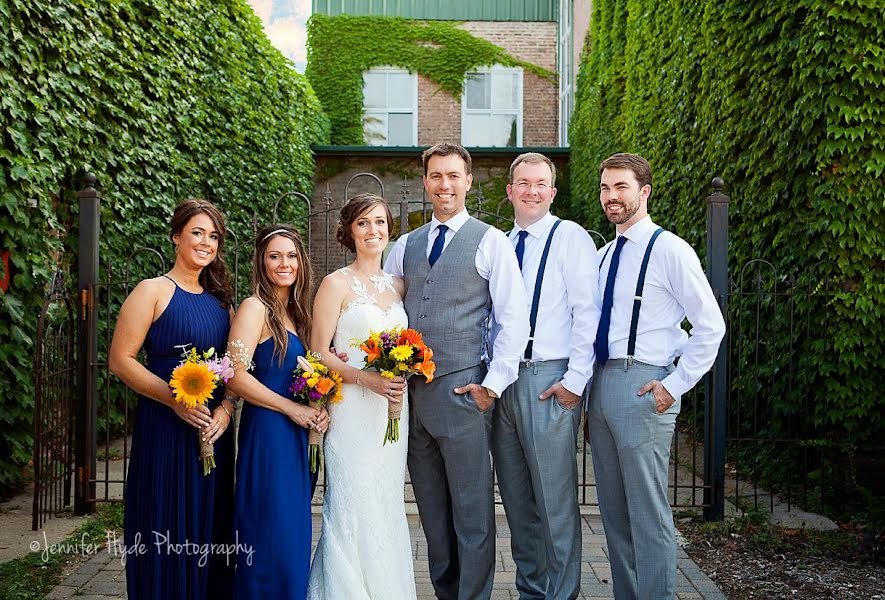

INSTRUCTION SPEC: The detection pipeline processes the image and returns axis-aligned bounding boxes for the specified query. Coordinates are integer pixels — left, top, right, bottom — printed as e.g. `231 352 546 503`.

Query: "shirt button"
426 279 432 284
423 296 430 301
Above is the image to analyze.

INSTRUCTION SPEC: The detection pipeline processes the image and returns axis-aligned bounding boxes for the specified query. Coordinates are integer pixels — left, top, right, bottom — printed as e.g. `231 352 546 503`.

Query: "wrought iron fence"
38 170 729 525
32 271 77 530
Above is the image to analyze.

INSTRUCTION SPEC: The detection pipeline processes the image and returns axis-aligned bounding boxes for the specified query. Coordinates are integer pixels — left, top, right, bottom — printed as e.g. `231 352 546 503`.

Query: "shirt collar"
619 216 656 245
430 207 470 234
513 212 557 240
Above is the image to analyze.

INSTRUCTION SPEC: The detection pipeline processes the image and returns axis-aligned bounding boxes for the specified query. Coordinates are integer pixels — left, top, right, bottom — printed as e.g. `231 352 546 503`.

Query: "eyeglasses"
514 182 551 193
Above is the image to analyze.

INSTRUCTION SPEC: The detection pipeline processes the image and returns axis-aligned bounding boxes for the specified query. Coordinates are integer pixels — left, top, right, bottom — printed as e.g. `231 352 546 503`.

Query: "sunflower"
170 362 217 408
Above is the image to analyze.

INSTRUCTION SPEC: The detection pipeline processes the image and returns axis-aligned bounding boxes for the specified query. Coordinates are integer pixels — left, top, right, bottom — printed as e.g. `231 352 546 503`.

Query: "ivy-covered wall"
0 0 328 490
305 14 554 145
571 2 884 509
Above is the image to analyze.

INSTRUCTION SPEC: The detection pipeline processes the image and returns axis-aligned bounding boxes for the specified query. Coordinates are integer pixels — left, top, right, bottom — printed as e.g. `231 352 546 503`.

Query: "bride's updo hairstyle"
253 224 313 364
336 193 394 252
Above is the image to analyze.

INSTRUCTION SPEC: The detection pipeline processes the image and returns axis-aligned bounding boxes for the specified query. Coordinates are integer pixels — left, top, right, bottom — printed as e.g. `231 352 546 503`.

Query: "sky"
247 0 311 71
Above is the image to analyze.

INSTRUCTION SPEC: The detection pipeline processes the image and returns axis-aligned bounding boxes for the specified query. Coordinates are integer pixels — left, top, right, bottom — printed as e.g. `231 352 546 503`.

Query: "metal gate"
32 272 77 530
36 170 729 525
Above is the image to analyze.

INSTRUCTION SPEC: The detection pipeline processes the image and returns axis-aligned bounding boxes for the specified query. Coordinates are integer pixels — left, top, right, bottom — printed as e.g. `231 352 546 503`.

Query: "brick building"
306 0 591 274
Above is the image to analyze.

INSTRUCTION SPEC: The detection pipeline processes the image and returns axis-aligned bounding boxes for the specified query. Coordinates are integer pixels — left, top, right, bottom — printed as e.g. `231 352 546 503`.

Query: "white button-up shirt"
597 216 726 398
385 208 530 396
502 212 600 396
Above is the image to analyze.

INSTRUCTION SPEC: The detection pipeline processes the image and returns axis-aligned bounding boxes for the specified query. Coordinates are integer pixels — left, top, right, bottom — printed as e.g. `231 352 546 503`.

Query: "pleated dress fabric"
233 331 313 599
124 285 234 600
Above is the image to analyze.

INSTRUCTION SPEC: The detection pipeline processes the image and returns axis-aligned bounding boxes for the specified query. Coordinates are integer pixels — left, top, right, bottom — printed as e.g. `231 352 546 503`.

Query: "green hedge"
0 0 328 491
305 14 554 144
571 1 884 512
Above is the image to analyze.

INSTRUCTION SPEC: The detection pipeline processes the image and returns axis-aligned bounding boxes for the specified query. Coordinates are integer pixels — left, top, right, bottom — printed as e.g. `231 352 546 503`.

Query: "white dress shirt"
385 208 530 396
502 212 600 396
597 216 726 398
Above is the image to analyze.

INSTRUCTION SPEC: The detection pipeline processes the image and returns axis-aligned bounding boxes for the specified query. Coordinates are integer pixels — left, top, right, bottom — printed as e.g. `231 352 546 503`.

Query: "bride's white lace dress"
307 268 417 600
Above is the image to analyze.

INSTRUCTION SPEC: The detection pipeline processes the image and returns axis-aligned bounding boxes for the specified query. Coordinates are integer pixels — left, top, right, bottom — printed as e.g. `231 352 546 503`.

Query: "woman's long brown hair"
169 199 233 308
252 224 313 364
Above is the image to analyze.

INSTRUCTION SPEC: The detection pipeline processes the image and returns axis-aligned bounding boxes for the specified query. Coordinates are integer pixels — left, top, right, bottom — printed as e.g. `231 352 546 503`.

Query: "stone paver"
48 514 725 599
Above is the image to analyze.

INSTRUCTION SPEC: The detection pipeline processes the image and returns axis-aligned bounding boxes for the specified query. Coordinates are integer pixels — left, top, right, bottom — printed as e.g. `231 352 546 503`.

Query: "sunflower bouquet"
169 345 235 475
288 352 343 472
359 327 436 445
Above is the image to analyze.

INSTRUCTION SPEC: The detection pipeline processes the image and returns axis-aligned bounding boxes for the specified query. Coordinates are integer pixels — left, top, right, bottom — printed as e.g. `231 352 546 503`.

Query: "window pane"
462 113 490 146
387 73 412 109
464 73 490 109
491 72 518 110
363 72 386 109
489 113 518 147
388 113 413 146
363 112 388 145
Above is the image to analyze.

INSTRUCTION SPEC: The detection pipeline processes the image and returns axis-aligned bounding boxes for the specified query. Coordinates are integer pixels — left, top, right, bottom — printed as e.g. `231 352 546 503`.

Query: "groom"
385 143 529 599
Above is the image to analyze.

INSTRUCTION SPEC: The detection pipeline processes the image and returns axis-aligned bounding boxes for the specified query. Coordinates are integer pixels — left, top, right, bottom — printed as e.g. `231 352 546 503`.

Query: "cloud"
266 16 308 69
247 0 310 71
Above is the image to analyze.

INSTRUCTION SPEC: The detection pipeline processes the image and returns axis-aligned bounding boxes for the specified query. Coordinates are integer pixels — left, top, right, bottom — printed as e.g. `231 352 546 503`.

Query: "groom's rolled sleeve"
478 229 530 396
383 234 408 277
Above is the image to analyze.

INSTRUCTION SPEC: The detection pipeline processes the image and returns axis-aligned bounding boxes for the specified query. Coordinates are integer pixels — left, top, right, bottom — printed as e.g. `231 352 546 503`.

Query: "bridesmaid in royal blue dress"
224 224 329 599
109 199 236 599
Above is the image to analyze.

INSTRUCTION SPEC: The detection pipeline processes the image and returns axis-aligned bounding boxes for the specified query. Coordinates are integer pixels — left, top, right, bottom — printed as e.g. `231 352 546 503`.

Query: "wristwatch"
483 387 499 399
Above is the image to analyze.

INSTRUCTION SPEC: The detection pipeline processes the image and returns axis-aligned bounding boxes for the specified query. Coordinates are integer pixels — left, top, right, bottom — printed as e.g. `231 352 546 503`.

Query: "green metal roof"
312 0 557 22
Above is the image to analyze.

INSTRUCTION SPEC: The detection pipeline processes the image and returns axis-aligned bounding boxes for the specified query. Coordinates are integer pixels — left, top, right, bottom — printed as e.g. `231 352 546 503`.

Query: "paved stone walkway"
47 514 725 599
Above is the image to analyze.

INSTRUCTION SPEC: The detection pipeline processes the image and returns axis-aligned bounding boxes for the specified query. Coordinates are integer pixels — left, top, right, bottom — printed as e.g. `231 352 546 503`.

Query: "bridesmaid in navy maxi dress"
224 224 328 599
109 200 236 599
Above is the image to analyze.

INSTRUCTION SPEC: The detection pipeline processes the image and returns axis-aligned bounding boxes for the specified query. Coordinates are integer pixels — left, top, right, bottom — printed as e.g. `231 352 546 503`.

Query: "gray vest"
403 218 492 377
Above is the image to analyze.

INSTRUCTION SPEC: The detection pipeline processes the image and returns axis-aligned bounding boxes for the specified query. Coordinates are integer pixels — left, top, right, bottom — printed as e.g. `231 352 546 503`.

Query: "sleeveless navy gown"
234 331 313 598
124 284 234 599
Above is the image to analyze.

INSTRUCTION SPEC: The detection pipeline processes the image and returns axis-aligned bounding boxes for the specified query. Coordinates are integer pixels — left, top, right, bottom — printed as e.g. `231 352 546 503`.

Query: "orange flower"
415 346 436 382
315 377 334 395
397 328 424 347
360 337 382 363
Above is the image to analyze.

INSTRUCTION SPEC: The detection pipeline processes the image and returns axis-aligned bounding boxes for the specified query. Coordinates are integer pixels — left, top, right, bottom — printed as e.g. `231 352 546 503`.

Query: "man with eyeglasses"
492 152 600 599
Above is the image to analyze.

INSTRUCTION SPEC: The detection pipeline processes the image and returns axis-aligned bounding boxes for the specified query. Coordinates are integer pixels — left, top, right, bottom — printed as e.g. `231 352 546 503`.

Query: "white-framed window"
461 66 523 147
362 67 417 146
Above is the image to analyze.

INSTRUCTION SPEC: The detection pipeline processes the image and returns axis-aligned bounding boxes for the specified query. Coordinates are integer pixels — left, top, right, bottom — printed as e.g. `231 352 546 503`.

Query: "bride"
307 193 416 599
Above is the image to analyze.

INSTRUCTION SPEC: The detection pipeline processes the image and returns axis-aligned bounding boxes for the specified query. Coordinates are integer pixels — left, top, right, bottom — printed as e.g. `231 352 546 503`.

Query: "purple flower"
308 389 323 401
289 377 307 396
380 332 395 350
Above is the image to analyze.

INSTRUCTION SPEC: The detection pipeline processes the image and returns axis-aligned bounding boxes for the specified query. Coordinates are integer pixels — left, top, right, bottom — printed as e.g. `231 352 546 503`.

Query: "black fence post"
704 177 729 521
75 173 100 516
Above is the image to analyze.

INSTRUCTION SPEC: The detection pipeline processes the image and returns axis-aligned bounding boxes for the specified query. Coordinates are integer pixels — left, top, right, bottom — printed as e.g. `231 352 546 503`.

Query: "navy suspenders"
599 227 665 365
513 219 563 362
627 227 664 363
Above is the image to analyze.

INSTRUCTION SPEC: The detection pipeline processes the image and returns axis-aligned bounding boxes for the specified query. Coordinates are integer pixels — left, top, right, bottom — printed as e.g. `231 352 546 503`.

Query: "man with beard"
589 153 725 599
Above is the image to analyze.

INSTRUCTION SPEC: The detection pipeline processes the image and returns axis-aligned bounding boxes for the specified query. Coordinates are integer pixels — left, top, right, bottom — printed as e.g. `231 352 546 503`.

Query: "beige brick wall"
416 21 559 147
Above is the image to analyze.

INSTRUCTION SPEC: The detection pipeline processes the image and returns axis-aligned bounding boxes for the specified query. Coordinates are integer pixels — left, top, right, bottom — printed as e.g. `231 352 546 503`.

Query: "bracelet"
222 394 238 404
220 403 233 419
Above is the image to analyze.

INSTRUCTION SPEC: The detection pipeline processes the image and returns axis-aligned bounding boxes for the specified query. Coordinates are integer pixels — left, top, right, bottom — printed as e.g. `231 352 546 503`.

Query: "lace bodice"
334 268 407 366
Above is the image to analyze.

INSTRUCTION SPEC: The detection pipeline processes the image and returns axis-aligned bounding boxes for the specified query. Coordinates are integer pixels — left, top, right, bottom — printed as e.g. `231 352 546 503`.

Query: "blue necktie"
428 224 448 267
514 230 529 270
594 235 628 365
